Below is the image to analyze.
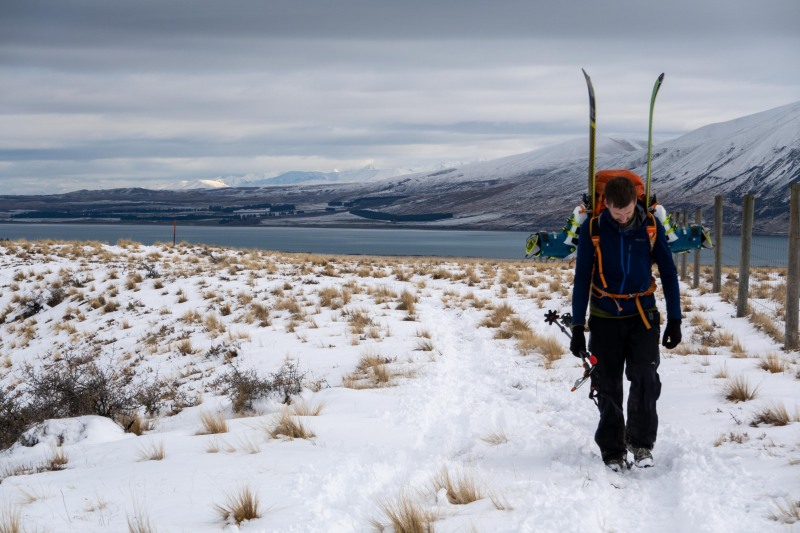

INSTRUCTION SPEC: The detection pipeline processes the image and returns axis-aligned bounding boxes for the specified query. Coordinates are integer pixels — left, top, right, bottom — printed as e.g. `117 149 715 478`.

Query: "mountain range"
1 101 798 234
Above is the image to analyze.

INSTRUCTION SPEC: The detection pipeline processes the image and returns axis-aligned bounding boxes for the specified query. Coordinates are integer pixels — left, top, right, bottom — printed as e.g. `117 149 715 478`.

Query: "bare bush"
216 360 306 413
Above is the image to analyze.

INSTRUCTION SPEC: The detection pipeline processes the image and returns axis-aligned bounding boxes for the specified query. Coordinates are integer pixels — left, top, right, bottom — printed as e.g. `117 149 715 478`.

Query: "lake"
0 222 788 267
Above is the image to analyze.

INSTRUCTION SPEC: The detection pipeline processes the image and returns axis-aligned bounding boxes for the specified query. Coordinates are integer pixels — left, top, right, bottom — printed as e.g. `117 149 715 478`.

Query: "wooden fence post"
786 184 800 350
693 208 702 289
736 195 755 318
713 195 723 293
681 210 688 280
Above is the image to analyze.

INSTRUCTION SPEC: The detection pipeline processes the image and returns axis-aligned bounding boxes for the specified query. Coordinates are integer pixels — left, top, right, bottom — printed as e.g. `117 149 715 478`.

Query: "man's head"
603 176 638 227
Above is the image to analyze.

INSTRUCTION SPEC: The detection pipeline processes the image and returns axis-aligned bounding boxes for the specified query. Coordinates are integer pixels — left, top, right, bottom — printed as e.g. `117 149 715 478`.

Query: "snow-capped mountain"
327 101 800 233
157 166 442 190
3 102 796 234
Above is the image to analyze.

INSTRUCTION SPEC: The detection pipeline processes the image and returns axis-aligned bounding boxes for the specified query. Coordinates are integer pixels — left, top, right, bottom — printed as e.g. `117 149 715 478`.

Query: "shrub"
216 360 306 413
21 351 138 423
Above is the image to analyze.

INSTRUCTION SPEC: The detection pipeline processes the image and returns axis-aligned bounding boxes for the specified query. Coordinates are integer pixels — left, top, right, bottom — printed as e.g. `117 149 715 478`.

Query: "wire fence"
677 187 797 349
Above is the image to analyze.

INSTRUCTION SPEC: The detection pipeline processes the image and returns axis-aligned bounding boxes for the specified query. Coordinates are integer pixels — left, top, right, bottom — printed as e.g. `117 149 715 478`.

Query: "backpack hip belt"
591 277 658 329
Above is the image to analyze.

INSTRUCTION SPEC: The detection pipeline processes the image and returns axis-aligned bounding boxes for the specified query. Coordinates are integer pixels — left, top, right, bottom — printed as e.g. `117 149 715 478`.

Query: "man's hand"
662 319 682 349
570 325 586 357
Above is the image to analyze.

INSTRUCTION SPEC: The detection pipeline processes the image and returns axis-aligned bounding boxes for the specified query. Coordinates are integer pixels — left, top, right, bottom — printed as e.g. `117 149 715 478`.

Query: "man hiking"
570 174 683 471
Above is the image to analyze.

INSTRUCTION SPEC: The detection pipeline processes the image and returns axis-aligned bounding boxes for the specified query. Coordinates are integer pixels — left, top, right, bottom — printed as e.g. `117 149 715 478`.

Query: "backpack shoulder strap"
589 215 608 288
645 211 657 252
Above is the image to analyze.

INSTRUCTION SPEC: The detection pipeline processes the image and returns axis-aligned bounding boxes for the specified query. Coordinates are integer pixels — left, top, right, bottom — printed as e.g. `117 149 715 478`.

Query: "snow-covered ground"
0 240 797 532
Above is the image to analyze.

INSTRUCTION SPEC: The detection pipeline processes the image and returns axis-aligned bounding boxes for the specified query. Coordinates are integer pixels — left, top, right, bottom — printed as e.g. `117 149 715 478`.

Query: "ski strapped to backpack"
524 70 712 261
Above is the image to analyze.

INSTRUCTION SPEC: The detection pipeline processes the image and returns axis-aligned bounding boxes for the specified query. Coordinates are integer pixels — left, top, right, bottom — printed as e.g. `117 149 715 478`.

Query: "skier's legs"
588 316 626 461
625 311 662 449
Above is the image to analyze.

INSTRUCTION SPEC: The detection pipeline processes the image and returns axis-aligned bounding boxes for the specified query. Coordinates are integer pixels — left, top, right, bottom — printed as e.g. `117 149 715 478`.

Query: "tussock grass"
514 329 563 367
47 446 69 471
751 402 794 427
723 375 758 403
0 506 21 533
342 352 414 389
267 410 315 440
291 399 324 417
480 427 509 446
127 506 157 533
397 290 417 316
432 467 484 505
215 486 261 525
374 492 436 533
479 302 516 329
137 439 166 461
198 411 229 434
346 308 374 335
759 353 787 373
176 339 196 356
414 339 435 352
769 497 800 524
751 309 784 344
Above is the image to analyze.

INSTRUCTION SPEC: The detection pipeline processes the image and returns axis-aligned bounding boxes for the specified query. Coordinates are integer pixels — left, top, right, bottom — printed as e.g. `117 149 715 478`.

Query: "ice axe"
544 310 597 393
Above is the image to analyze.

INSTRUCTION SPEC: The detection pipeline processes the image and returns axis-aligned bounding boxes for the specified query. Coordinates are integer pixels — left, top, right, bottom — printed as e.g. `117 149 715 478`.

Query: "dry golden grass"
342 352 414 389
267 410 315 440
291 400 324 417
751 402 794 427
198 411 229 435
137 439 166 461
127 506 157 533
47 446 69 471
769 497 800 524
203 313 227 335
759 353 787 373
122 414 156 436
374 492 436 533
319 287 344 309
480 427 509 446
397 290 417 316
414 339 435 352
346 308 374 335
215 486 261 526
248 302 271 326
479 302 516 329
176 339 196 356
432 467 484 505
723 375 758 403
750 310 784 344
0 507 21 533
514 329 563 367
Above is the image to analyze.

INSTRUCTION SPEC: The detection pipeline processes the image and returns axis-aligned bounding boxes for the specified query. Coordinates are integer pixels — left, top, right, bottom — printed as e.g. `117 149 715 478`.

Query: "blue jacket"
571 204 681 326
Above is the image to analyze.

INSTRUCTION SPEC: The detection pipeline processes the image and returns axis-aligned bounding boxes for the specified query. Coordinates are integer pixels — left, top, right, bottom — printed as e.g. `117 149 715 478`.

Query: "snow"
0 240 798 532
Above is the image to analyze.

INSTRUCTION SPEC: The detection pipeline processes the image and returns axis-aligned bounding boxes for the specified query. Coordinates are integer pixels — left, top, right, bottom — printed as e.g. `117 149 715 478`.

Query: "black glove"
569 325 586 357
662 319 682 349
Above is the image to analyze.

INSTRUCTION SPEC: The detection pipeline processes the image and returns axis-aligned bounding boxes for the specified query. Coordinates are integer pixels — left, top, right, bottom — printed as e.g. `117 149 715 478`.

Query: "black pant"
588 311 661 461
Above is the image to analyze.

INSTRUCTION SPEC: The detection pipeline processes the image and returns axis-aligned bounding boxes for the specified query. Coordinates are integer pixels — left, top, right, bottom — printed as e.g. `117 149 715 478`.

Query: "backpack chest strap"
591 276 658 329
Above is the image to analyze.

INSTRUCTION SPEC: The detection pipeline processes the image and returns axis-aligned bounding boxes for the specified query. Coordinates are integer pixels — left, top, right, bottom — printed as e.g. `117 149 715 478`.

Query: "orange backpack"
592 169 646 215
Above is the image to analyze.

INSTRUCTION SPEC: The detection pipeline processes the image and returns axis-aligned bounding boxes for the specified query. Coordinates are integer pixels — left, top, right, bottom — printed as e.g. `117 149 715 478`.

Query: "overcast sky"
1 0 798 194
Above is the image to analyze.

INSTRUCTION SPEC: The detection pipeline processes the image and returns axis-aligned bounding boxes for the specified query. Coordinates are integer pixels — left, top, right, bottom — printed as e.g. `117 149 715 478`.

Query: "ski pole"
544 310 598 392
